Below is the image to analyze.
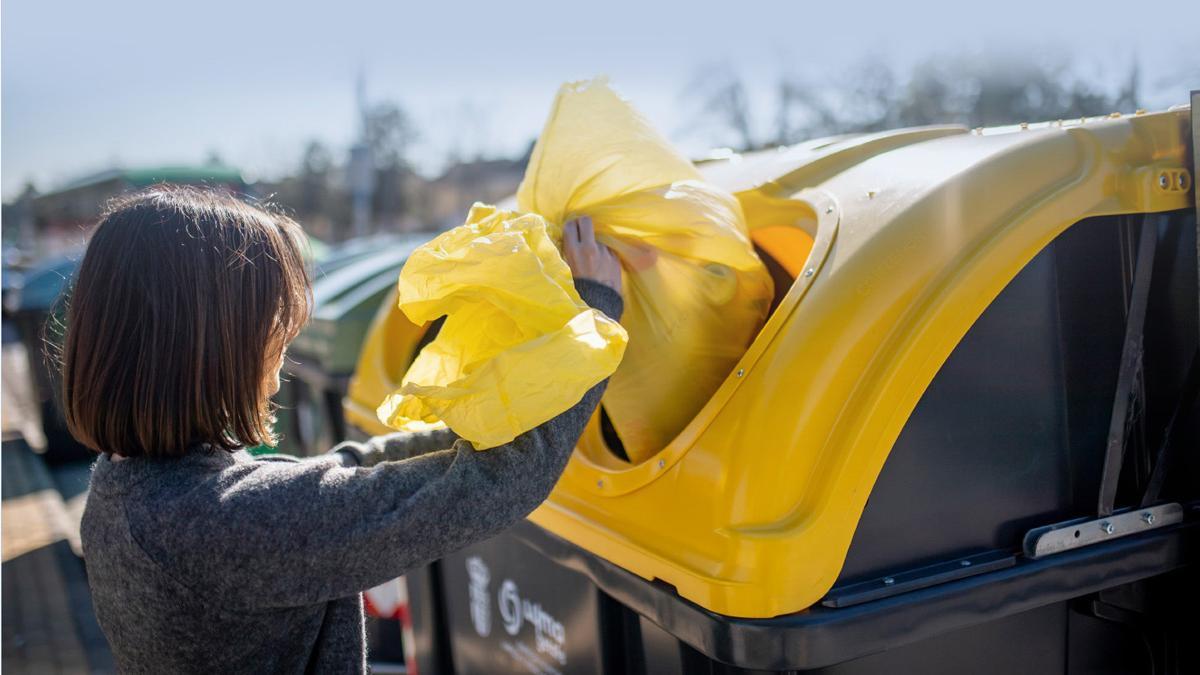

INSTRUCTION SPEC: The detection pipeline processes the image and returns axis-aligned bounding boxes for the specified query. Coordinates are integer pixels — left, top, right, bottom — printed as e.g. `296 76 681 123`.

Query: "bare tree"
366 102 418 171
365 102 419 227
443 101 491 165
686 51 1161 152
299 140 332 216
683 65 757 150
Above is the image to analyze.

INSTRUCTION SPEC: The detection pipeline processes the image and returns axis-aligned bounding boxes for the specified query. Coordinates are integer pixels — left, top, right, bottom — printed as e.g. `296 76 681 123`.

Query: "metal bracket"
820 550 1015 608
1023 502 1183 559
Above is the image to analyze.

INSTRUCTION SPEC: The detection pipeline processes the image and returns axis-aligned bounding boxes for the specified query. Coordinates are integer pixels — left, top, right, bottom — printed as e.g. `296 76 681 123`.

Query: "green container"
272 235 429 457
4 255 91 462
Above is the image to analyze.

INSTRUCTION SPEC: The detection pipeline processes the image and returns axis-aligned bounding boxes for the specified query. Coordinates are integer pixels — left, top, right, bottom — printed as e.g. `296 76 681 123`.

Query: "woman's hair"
61 185 311 457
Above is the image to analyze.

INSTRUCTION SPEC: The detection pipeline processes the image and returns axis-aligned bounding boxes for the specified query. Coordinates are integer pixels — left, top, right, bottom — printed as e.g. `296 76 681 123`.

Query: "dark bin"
3 255 88 463
270 235 427 457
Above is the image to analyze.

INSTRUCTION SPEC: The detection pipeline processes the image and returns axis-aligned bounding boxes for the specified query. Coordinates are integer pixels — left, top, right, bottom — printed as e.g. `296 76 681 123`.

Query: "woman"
66 185 623 673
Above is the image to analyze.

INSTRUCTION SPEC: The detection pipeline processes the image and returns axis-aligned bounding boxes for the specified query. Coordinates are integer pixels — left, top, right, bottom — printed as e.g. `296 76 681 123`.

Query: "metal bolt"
825 205 834 214
1101 521 1114 535
658 459 666 469
736 368 745 377
596 479 604 488
960 560 972 567
866 190 876 199
803 268 815 278
883 577 895 585
1179 173 1187 189
1159 174 1169 189
1141 512 1155 525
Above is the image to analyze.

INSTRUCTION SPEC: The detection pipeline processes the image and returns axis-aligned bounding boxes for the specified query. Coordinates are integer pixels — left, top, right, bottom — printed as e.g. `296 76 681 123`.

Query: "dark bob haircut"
62 185 311 457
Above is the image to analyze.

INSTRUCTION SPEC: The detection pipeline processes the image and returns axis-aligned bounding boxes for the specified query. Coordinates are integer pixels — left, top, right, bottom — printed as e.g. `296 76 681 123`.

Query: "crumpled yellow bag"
379 78 772 460
376 203 629 449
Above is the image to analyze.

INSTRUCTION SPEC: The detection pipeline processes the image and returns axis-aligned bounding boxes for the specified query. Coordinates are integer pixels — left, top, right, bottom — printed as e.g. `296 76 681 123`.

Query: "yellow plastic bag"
380 78 772 460
376 204 629 449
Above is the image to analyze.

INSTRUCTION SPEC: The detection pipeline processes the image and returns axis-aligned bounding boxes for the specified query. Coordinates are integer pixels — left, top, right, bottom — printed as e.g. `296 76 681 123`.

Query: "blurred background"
2 1 1197 672
4 1 1198 255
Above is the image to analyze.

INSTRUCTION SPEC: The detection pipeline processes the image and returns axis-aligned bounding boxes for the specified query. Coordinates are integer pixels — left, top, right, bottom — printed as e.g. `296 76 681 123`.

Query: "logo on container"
496 578 567 665
498 579 522 636
466 557 491 637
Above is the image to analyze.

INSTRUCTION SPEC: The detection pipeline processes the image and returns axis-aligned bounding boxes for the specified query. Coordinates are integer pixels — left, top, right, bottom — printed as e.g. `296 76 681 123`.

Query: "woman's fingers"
576 216 595 246
561 215 622 295
563 219 580 247
603 247 622 294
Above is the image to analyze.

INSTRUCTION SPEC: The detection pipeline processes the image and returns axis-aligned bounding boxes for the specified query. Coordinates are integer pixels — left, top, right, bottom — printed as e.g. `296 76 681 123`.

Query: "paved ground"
3 331 114 674
2 325 46 450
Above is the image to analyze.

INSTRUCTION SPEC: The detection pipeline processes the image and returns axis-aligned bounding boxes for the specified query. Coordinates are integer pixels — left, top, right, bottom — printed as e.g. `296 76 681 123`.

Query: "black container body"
402 210 1199 674
840 211 1199 585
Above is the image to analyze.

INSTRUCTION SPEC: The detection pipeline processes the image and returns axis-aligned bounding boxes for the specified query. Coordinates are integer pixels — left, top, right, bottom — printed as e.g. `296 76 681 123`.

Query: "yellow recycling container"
346 108 1195 620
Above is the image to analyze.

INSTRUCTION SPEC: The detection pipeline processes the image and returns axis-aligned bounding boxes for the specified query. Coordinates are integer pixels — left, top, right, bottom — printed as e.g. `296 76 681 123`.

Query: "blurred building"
26 165 245 258
420 154 529 230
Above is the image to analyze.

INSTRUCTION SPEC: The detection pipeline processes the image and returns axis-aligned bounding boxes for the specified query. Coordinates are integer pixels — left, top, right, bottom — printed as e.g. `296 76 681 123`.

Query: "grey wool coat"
81 279 622 673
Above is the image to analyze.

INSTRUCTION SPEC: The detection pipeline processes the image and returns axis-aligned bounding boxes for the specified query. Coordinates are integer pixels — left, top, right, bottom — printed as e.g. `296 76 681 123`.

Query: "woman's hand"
563 216 622 294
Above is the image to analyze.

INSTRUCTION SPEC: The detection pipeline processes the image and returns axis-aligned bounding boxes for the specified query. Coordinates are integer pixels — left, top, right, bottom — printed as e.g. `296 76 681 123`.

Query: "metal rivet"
866 190 876 199
1142 512 1155 525
825 205 834 214
1179 174 1187 189
960 560 971 567
1159 174 1170 189
657 459 666 469
1019 122 1029 130
736 368 745 377
803 268 815 278
596 479 604 488
1101 521 1114 535
883 577 895 585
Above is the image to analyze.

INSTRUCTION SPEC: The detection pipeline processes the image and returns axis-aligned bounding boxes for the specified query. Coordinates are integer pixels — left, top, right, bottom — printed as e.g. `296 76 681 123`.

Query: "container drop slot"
586 210 818 465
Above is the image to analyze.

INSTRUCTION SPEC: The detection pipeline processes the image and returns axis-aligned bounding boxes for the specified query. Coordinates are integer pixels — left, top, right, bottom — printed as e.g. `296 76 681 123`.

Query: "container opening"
586 223 815 465
598 407 629 462
413 315 445 358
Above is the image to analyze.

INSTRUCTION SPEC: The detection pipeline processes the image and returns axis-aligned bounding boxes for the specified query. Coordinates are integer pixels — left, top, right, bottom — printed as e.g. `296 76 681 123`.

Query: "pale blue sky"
3 0 1196 199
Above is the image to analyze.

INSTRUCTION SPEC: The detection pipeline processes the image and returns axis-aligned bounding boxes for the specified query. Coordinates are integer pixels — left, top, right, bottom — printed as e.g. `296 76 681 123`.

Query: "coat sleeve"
330 428 461 466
